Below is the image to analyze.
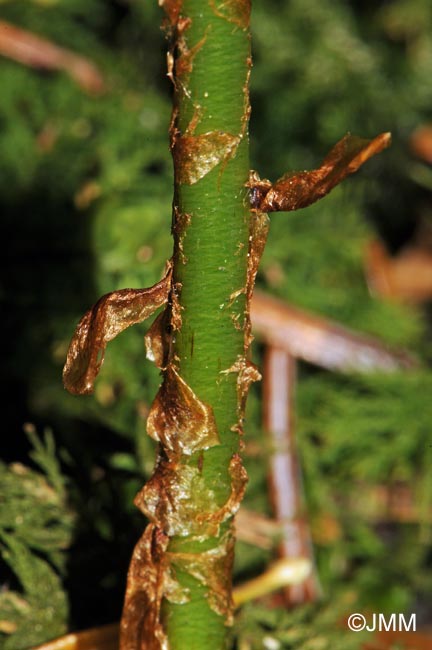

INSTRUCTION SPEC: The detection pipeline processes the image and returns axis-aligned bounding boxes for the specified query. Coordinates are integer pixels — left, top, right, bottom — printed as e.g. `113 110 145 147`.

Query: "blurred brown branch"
0 19 105 94
251 291 415 371
365 238 432 303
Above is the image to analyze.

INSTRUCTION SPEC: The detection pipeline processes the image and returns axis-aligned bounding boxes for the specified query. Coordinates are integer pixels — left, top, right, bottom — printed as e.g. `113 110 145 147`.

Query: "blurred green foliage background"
0 0 431 648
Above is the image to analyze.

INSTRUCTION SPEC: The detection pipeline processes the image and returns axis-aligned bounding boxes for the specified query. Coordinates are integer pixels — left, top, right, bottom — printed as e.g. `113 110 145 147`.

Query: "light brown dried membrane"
176 30 207 80
119 524 169 650
241 62 252 140
249 132 391 213
209 0 251 29
63 265 172 395
245 202 270 348
147 365 220 455
197 454 248 528
167 530 236 621
137 454 246 538
170 282 183 331
145 310 169 369
136 458 219 538
172 208 192 264
158 0 183 26
174 131 240 185
221 356 261 421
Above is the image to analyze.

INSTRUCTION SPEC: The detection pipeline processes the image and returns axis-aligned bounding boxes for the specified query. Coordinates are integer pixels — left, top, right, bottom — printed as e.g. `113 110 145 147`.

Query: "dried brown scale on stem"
136 457 220 538
221 190 268 400
241 62 252 142
196 454 248 527
170 281 183 332
221 356 261 434
120 525 170 650
173 131 241 185
248 132 391 213
209 0 251 29
167 531 236 621
145 310 170 369
172 208 192 264
146 365 220 455
219 179 270 439
175 30 207 81
63 265 172 395
135 449 247 541
135 455 245 542
244 186 270 350
159 0 184 28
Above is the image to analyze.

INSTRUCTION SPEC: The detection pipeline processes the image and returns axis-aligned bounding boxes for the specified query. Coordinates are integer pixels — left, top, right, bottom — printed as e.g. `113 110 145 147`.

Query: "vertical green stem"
162 1 251 648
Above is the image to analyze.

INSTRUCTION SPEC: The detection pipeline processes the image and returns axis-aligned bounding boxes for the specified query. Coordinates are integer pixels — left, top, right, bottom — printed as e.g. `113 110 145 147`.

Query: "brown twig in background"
235 508 282 550
410 125 432 165
365 238 432 303
31 623 119 650
251 291 415 371
263 347 321 604
250 290 414 606
0 20 105 94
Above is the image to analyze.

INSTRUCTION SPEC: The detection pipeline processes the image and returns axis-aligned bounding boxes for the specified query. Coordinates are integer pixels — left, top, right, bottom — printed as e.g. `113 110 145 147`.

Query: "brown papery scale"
63 265 172 395
158 0 183 28
167 531 236 621
172 208 192 264
146 365 221 456
136 457 220 538
175 30 207 80
120 525 170 650
209 0 251 28
196 454 248 528
145 310 170 369
244 197 270 349
174 131 240 185
249 132 391 213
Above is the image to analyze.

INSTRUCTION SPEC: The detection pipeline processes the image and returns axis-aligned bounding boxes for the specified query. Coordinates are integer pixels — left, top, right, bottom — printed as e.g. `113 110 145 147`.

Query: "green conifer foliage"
0 431 74 649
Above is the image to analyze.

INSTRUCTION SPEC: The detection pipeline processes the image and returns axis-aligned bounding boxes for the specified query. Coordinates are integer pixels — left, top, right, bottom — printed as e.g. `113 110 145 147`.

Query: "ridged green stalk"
163 1 251 648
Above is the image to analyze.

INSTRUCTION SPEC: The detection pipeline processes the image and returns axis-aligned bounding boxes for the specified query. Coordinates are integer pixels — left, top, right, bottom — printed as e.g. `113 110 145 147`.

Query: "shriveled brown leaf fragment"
137 454 246 538
159 0 183 26
197 454 248 527
247 210 270 298
251 132 391 213
176 31 207 80
172 208 192 264
174 131 240 184
170 282 183 331
168 531 236 621
136 458 220 537
146 365 220 455
145 310 170 369
221 356 261 419
244 204 270 348
63 266 172 395
119 524 169 650
209 0 251 28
